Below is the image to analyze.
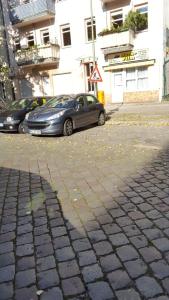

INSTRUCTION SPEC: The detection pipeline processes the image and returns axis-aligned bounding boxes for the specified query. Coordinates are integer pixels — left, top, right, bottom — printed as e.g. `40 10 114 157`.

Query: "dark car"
0 97 49 133
25 93 106 136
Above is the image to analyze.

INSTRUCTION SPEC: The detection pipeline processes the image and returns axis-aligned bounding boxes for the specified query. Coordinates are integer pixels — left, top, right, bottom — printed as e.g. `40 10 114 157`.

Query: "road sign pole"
90 0 97 97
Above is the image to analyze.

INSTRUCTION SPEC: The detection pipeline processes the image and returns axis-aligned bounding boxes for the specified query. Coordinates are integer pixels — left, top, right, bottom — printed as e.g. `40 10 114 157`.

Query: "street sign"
89 65 103 82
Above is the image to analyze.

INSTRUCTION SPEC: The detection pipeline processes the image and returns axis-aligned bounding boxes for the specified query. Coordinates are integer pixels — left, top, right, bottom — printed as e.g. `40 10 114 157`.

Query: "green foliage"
98 10 148 36
123 10 148 32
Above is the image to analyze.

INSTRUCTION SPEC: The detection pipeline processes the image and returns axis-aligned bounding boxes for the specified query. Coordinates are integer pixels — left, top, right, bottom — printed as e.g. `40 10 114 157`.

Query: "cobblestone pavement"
1 113 169 299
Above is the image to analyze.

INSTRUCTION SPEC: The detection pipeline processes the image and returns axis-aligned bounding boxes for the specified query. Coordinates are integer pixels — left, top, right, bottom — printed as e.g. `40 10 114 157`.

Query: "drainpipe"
90 0 97 97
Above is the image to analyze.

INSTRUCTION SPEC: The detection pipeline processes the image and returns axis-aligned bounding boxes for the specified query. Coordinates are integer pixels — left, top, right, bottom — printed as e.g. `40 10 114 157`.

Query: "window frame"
110 9 123 28
40 28 50 45
85 17 96 42
125 67 148 91
61 24 71 47
27 32 35 47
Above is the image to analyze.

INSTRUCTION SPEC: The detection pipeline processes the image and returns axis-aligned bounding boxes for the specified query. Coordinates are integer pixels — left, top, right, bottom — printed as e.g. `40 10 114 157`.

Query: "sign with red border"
89 65 103 82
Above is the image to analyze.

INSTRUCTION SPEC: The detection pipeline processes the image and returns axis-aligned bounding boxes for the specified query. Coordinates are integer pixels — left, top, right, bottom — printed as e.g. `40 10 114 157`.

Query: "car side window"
76 96 85 108
86 95 98 106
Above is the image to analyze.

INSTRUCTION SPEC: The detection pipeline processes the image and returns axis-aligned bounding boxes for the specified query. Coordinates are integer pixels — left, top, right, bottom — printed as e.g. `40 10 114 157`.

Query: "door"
73 95 88 128
112 71 123 103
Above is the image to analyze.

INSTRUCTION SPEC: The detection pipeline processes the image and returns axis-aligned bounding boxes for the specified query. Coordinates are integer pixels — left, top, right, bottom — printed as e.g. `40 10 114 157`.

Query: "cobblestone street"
1 106 169 299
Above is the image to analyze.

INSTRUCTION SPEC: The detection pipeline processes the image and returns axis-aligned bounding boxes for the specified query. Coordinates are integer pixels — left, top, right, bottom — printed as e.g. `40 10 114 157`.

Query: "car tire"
63 119 73 136
98 112 105 126
18 122 25 134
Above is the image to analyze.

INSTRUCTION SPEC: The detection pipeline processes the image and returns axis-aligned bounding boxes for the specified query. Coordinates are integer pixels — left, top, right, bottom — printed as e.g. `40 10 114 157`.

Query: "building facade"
2 0 169 103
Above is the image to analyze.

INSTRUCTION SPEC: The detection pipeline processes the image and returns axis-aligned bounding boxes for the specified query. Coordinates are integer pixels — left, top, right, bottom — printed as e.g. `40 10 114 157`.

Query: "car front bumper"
27 122 63 136
0 122 20 132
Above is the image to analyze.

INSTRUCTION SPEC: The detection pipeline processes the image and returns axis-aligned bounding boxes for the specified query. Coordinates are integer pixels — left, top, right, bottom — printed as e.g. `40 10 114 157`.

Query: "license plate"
0 123 3 127
30 129 41 135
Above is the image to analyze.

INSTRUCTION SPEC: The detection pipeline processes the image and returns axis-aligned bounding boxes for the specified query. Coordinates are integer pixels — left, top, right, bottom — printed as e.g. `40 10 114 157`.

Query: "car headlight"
6 116 14 123
48 111 64 120
25 113 30 120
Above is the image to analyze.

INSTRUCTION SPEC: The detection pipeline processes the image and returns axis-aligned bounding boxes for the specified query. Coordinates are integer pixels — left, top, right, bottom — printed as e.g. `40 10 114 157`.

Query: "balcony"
10 0 55 28
15 43 59 67
99 30 134 55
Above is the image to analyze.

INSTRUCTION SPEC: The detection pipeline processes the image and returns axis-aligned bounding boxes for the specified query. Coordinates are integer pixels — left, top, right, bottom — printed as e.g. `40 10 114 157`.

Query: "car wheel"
98 112 105 126
63 119 73 136
18 122 25 134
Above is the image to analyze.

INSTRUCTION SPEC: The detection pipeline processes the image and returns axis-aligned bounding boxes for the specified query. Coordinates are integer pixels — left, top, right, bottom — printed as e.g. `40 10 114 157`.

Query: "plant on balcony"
98 10 148 36
123 10 148 32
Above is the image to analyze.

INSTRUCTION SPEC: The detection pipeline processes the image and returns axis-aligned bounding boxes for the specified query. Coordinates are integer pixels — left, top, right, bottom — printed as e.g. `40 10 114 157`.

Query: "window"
85 18 96 42
111 9 123 28
126 67 148 91
27 32 34 47
41 29 50 44
61 25 71 47
14 37 21 51
86 95 98 106
85 63 94 92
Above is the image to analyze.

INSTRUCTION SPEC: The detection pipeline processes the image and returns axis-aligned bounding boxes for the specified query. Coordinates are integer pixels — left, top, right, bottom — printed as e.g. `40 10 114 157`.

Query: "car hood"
28 107 69 121
0 109 26 119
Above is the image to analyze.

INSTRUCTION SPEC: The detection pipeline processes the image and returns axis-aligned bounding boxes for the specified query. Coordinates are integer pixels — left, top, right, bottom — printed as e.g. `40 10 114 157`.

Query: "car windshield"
8 98 32 110
45 96 75 109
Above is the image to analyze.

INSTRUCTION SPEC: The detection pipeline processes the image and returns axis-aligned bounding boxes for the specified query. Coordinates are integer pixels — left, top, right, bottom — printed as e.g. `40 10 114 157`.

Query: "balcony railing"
99 30 134 55
10 0 55 27
15 43 59 67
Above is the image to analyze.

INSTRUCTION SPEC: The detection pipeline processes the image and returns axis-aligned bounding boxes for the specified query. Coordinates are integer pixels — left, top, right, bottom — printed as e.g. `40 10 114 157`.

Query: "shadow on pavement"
0 143 169 299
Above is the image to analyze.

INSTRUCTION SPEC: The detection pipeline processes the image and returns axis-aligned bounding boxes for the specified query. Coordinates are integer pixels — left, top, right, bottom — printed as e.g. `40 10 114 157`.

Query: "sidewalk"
105 102 169 126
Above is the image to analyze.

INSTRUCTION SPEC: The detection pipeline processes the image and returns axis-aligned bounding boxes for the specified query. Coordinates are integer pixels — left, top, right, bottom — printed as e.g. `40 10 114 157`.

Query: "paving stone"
115 288 141 300
16 233 33 246
124 259 147 278
15 269 36 288
40 287 63 300
108 270 132 290
84 220 100 232
62 277 85 297
138 203 153 212
78 250 97 267
102 223 121 235
51 226 67 238
116 245 139 262
162 278 169 294
110 208 125 218
0 242 13 254
69 227 86 240
36 243 54 258
109 233 129 247
136 276 163 298
100 253 122 272
0 282 13 300
150 260 169 279
143 228 164 240
152 238 169 252
16 244 34 257
15 285 38 300
87 281 114 300
151 297 169 300
123 225 141 237
116 216 133 227
1 222 16 233
34 234 51 246
0 265 15 283
130 235 148 249
146 210 163 220
135 218 153 230
17 256 35 271
17 224 32 235
58 259 80 278
139 246 162 263
53 236 70 249
0 252 15 268
88 230 106 242
72 238 91 252
55 246 75 261
128 211 145 220
0 232 15 243
34 225 49 236
82 263 103 283
153 218 169 229
38 268 59 289
37 255 56 272
96 214 113 225
93 241 113 256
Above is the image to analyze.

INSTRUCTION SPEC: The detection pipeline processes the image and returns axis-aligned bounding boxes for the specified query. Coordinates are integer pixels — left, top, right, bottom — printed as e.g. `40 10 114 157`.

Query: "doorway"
112 71 123 103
